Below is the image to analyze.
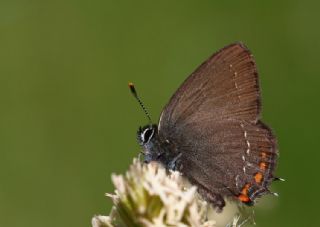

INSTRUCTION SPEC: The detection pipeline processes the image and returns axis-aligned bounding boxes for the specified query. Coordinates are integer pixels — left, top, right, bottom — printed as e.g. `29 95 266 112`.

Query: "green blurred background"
0 0 319 226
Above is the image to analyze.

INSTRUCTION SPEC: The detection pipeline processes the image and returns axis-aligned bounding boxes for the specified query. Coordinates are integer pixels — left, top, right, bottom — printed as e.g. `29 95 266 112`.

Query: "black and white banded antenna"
128 82 152 125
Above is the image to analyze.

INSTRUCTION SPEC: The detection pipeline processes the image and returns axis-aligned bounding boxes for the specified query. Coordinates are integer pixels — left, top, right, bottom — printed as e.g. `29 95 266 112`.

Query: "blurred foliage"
0 1 319 227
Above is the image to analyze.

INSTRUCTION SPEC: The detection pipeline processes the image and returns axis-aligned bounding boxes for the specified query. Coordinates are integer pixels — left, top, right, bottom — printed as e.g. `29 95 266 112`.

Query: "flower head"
92 159 243 227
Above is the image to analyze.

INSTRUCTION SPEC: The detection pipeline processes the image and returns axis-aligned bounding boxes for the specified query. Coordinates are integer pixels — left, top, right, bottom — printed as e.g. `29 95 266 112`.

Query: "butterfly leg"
167 153 182 171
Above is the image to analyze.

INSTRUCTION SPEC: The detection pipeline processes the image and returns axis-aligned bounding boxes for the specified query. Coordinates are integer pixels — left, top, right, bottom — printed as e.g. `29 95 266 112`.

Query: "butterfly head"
137 124 157 145
137 124 161 163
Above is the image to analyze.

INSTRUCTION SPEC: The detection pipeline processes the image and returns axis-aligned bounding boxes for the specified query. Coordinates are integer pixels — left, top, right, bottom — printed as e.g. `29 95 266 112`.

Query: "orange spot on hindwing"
254 172 263 183
261 152 267 158
238 183 252 203
241 183 250 195
259 162 268 170
238 194 250 202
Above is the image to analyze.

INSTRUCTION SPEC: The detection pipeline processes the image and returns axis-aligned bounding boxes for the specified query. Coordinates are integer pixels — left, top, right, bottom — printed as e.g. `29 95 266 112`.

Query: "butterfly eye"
141 128 155 144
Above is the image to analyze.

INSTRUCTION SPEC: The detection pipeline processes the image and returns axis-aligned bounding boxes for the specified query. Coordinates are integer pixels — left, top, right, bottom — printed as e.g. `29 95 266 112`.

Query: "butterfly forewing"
159 43 260 133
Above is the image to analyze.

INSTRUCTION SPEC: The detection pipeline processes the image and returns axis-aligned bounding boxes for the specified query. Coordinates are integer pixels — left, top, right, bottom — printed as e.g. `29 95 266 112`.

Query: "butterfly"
129 42 280 211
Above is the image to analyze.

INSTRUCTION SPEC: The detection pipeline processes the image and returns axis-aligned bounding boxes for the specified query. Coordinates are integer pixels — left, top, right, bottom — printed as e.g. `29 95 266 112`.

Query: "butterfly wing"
159 42 260 131
158 43 278 209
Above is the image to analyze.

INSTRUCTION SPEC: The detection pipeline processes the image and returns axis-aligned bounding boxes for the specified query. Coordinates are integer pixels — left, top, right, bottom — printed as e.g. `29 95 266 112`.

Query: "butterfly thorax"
137 124 181 170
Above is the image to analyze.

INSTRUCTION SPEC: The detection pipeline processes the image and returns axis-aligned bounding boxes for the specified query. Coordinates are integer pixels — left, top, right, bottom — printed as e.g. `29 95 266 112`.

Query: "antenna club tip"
128 82 152 123
128 82 137 95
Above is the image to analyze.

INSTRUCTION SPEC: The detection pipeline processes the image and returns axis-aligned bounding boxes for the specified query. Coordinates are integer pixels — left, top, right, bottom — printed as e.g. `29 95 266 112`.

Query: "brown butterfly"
130 42 281 211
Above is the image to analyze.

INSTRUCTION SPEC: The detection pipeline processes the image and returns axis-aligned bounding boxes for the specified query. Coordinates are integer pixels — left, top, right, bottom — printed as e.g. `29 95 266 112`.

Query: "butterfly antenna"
128 82 152 124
